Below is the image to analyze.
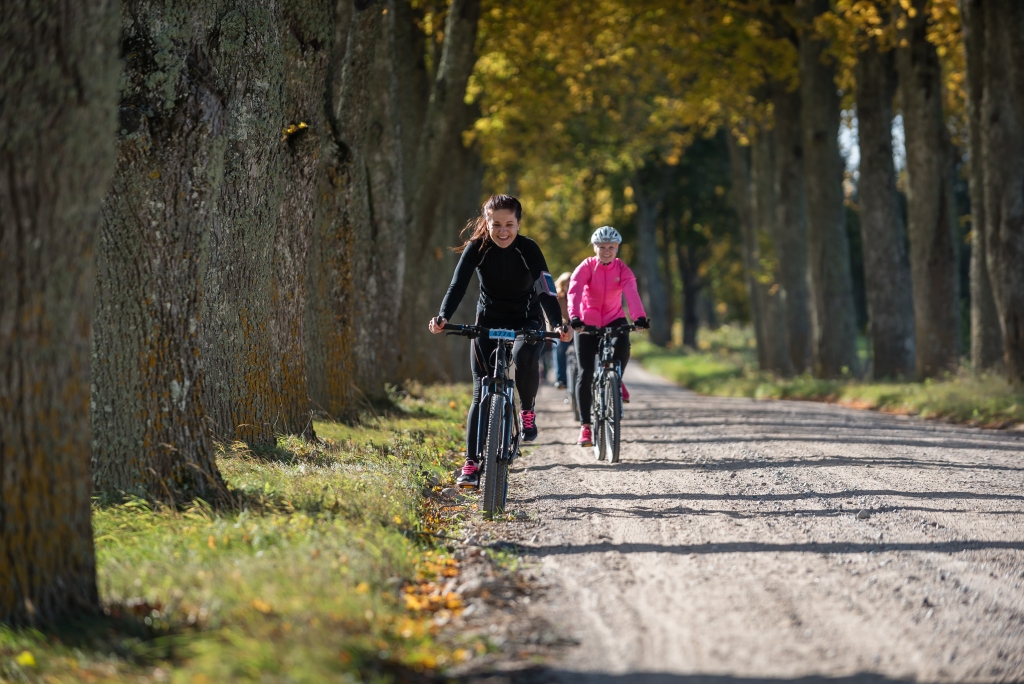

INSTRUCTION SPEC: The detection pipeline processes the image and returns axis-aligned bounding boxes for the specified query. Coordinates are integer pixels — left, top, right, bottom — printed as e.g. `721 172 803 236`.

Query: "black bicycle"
443 323 561 517
576 324 640 463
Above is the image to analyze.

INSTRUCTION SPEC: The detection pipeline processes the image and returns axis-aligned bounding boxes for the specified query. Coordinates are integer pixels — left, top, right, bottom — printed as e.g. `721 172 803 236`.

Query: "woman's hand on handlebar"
558 324 573 343
428 317 446 334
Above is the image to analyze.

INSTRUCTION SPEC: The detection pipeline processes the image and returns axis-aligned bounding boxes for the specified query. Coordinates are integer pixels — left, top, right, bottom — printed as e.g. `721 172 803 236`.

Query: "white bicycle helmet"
591 226 622 244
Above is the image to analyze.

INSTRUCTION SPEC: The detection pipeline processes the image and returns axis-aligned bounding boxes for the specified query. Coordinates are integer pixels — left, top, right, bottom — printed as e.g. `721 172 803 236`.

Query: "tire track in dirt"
498 365 1024 682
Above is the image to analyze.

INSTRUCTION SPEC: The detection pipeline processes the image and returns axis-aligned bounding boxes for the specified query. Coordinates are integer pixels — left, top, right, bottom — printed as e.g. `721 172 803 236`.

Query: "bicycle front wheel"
604 372 622 463
593 374 607 461
481 394 508 517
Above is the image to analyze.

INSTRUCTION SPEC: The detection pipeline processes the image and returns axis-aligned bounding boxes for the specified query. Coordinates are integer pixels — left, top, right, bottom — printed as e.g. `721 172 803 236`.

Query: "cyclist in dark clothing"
429 194 570 488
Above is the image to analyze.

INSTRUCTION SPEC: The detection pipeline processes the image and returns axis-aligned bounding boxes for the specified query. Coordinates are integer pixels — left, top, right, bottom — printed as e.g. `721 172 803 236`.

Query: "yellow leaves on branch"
251 598 273 614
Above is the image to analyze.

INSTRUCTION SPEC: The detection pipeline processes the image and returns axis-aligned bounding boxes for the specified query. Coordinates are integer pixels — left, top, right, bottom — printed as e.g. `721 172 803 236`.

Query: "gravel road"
498 365 1024 683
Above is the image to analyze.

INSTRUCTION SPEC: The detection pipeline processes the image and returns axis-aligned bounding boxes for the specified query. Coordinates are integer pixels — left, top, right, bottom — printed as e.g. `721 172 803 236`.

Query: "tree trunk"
678 244 702 349
799 0 860 378
335 0 407 401
0 0 118 625
855 40 916 378
961 0 1003 371
727 133 768 367
273 0 337 432
660 220 677 339
202 1 285 446
634 168 673 347
898 0 961 378
981 0 1024 383
398 0 482 380
92 0 235 504
771 84 812 373
752 128 793 376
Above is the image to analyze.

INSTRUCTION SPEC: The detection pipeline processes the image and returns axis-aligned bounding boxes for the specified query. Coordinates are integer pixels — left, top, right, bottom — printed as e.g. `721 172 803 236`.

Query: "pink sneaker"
521 409 538 442
577 425 593 447
621 382 630 403
456 459 479 488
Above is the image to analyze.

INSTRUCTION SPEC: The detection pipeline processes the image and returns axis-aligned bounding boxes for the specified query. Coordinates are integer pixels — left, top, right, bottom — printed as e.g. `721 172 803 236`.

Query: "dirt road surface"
499 365 1024 683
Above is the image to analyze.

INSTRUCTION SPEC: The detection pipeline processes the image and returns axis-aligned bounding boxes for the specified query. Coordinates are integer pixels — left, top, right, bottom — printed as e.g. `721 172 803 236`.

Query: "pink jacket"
567 257 647 327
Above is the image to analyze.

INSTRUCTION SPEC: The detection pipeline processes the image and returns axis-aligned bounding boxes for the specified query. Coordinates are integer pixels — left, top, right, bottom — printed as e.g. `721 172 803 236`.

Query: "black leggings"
574 317 631 424
466 318 543 460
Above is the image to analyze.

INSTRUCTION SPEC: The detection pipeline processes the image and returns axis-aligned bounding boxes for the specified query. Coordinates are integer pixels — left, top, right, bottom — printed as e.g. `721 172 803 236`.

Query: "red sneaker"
577 425 593 447
621 382 630 403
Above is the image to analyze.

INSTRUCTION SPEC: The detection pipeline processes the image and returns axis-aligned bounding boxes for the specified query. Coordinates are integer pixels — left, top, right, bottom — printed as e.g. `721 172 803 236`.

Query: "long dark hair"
453 194 523 253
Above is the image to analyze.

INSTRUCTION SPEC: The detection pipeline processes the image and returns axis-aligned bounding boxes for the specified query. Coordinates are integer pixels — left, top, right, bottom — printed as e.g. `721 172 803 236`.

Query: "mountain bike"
577 324 640 463
443 323 561 517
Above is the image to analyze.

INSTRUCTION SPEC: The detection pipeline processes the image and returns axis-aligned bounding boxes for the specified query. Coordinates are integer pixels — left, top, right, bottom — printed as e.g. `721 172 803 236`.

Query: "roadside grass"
635 326 1024 428
1 384 477 683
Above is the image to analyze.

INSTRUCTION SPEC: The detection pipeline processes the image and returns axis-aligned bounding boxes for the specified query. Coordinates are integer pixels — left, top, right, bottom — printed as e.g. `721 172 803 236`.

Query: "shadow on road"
520 489 1024 504
459 667 922 683
521 539 1024 557
524 454 1024 473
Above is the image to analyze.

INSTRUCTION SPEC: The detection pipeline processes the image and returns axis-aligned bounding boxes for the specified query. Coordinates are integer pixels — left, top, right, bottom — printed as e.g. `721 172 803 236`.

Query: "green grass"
635 326 1024 428
1 384 479 683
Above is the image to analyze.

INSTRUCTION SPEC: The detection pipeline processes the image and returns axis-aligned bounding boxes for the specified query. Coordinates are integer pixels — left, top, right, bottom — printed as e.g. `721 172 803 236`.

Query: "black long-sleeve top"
438 235 562 326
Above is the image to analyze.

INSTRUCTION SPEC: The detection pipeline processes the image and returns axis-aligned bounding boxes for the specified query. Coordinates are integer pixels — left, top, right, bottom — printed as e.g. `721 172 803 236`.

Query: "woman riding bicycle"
567 226 649 447
429 194 570 488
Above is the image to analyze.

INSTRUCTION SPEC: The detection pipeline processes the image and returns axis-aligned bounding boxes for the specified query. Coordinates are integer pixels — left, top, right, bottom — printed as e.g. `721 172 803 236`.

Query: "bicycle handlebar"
441 322 562 342
574 324 642 335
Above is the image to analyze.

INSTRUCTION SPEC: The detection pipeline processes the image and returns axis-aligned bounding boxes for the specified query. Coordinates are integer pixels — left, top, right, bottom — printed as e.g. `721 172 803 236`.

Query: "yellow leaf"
393 515 403 525
15 651 35 667
148 170 160 179
449 401 457 408
356 582 370 594
207 535 216 550
251 598 273 614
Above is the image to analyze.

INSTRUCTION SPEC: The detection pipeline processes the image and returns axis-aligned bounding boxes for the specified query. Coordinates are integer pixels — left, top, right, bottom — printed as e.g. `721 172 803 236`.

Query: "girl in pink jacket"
567 226 650 447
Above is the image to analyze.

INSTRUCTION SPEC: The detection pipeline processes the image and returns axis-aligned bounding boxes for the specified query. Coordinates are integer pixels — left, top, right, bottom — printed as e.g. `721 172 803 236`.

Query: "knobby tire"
593 373 607 461
482 394 508 517
605 372 622 463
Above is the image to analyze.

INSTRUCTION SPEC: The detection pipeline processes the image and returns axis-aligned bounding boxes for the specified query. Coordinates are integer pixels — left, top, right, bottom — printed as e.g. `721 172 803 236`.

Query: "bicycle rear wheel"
481 394 508 517
604 372 622 463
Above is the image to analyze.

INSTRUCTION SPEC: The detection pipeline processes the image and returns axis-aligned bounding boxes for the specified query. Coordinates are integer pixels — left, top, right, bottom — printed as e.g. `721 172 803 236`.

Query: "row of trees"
2 0 485 624
472 0 1024 385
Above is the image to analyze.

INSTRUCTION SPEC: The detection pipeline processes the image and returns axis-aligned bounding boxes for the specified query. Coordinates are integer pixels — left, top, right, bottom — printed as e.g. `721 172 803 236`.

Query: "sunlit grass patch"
2 384 475 682
635 331 1024 428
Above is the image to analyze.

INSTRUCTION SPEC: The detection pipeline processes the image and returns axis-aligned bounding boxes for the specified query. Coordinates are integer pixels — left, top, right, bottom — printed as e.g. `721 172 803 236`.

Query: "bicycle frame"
475 340 520 464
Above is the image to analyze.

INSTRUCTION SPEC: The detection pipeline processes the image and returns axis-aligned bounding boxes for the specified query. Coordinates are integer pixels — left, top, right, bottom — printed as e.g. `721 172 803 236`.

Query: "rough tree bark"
855 40 916 378
0 0 118 625
960 0 1003 371
92 0 243 504
771 84 812 374
398 0 483 380
634 166 673 347
799 0 860 378
981 0 1024 383
272 0 336 433
752 128 793 376
898 0 961 378
202 1 284 445
336 0 407 400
